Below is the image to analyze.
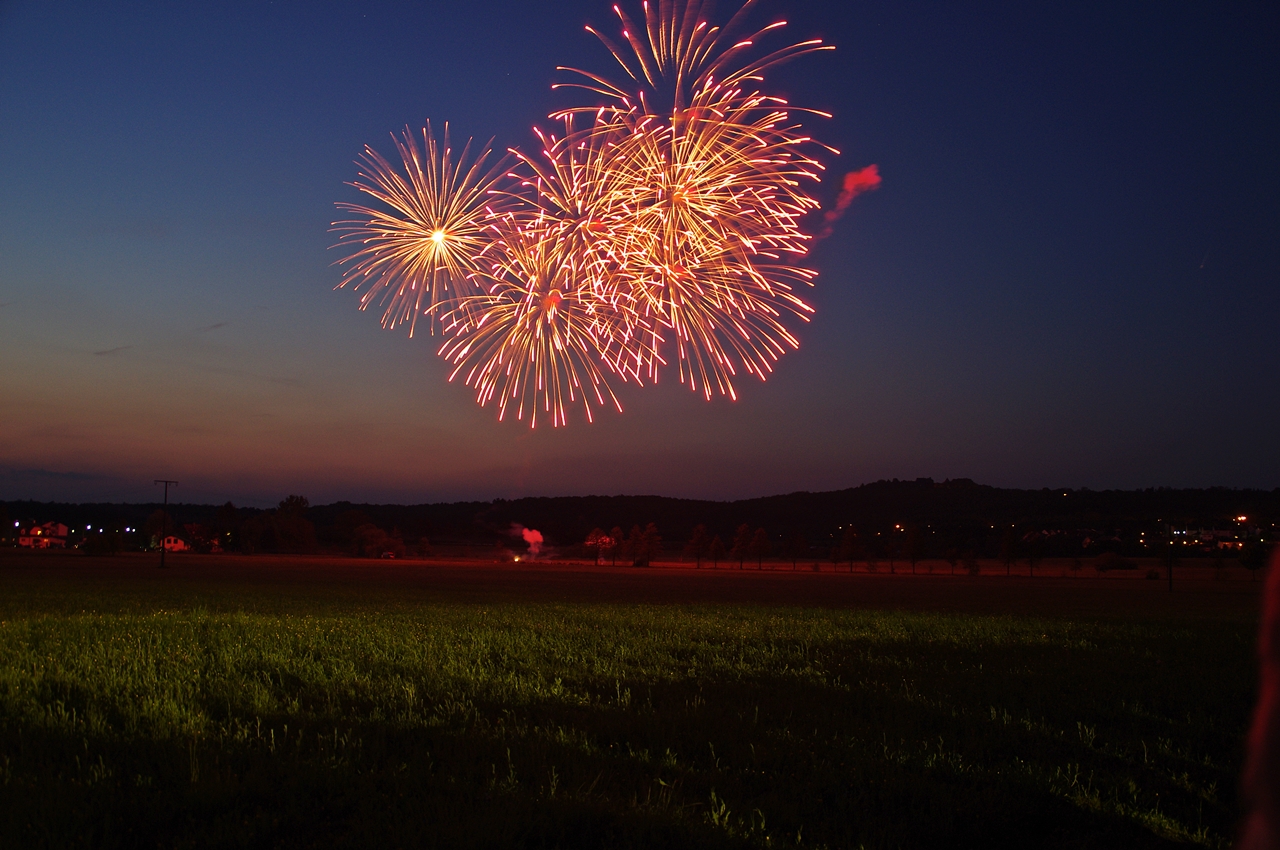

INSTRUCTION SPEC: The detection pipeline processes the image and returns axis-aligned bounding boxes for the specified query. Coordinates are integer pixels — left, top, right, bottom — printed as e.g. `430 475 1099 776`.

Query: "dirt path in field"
0 551 1262 620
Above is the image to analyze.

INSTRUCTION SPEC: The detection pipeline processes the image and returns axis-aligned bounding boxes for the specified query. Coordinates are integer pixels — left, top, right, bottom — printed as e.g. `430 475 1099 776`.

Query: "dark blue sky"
1 0 1277 507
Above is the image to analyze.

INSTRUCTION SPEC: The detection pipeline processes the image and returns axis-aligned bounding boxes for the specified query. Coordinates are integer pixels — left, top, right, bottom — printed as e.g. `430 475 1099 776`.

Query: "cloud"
197 322 229 333
817 164 881 240
194 364 304 388
0 465 110 483
93 345 133 356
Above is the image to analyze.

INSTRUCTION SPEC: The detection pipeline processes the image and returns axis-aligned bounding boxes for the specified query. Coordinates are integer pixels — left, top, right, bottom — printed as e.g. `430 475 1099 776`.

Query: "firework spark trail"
436 213 635 428
331 123 512 336
333 0 872 426
556 9 832 398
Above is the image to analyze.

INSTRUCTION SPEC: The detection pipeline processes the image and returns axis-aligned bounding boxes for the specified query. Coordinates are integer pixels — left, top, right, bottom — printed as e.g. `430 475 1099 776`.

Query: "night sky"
1 0 1277 507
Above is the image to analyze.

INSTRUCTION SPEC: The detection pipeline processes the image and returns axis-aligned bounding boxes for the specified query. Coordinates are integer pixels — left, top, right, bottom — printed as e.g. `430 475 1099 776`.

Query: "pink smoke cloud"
520 527 543 558
818 164 881 240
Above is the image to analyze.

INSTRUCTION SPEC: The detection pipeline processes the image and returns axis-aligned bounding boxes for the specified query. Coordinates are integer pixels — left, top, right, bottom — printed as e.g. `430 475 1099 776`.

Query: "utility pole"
1167 522 1174 592
154 479 178 568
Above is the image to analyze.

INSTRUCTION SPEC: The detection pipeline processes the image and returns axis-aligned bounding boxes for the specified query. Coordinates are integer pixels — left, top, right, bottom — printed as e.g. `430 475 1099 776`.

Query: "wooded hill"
5 479 1278 558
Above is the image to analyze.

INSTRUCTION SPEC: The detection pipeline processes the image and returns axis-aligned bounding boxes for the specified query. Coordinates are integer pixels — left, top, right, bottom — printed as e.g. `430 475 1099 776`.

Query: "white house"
18 522 68 549
162 535 189 552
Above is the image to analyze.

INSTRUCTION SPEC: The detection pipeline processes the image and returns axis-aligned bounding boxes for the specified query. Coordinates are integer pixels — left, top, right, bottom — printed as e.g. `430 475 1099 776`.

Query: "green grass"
0 584 1255 849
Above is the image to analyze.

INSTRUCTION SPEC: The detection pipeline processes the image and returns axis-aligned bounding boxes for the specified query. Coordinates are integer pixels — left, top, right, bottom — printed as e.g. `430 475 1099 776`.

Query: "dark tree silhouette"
585 528 608 565
730 523 752 569
334 509 374 554
1000 526 1018 576
964 552 980 576
610 526 624 566
864 533 880 573
1243 542 1271 581
684 524 710 568
748 527 770 569
1025 531 1043 577
786 531 807 570
213 502 240 552
276 497 317 554
709 535 726 568
838 526 858 573
626 525 644 566
642 523 662 566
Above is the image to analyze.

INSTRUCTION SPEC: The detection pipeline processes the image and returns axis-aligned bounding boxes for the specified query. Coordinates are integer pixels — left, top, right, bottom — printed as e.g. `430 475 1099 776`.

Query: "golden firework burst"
334 1 849 426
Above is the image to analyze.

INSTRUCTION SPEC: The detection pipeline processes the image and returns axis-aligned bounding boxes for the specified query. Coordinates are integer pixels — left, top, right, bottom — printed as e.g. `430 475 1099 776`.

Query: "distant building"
18 522 69 549
162 535 189 553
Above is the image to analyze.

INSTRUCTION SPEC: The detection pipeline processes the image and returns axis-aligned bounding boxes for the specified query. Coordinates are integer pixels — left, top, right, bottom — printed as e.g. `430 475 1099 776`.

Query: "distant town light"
1236 516 1248 522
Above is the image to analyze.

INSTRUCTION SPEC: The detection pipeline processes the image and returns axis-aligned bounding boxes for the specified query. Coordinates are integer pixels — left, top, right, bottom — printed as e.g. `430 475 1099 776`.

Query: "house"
18 522 69 549
162 535 189 553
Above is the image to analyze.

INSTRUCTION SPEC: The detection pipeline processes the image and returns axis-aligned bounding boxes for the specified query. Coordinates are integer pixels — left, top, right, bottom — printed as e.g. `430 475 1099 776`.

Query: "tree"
353 523 387 558
785 531 807 570
143 509 173 549
1242 542 1271 581
1024 532 1043 577
585 528 609 565
864 534 879 573
709 535 726 568
748 528 770 569
213 502 240 552
610 526 624 566
730 523 752 569
334 509 374 555
625 525 643 565
625 524 661 567
275 495 316 554
1000 526 1018 576
964 552 980 576
278 494 310 517
641 523 662 566
838 526 859 573
684 524 710 568
183 523 213 552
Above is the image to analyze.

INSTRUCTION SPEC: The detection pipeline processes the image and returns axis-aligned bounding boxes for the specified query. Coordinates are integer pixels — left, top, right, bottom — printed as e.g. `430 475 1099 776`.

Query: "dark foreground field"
0 552 1262 848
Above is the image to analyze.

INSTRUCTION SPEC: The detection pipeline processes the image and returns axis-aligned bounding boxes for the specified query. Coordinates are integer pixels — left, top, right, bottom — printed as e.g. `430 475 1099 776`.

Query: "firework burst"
332 122 511 336
333 0 862 426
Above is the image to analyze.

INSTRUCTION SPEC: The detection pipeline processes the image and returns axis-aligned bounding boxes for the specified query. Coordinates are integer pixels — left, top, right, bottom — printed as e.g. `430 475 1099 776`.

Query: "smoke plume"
818 164 881 240
521 527 543 558
509 523 544 558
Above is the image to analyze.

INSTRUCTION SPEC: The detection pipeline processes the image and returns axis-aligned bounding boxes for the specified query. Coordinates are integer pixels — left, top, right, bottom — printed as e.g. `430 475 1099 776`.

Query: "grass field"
0 553 1261 848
